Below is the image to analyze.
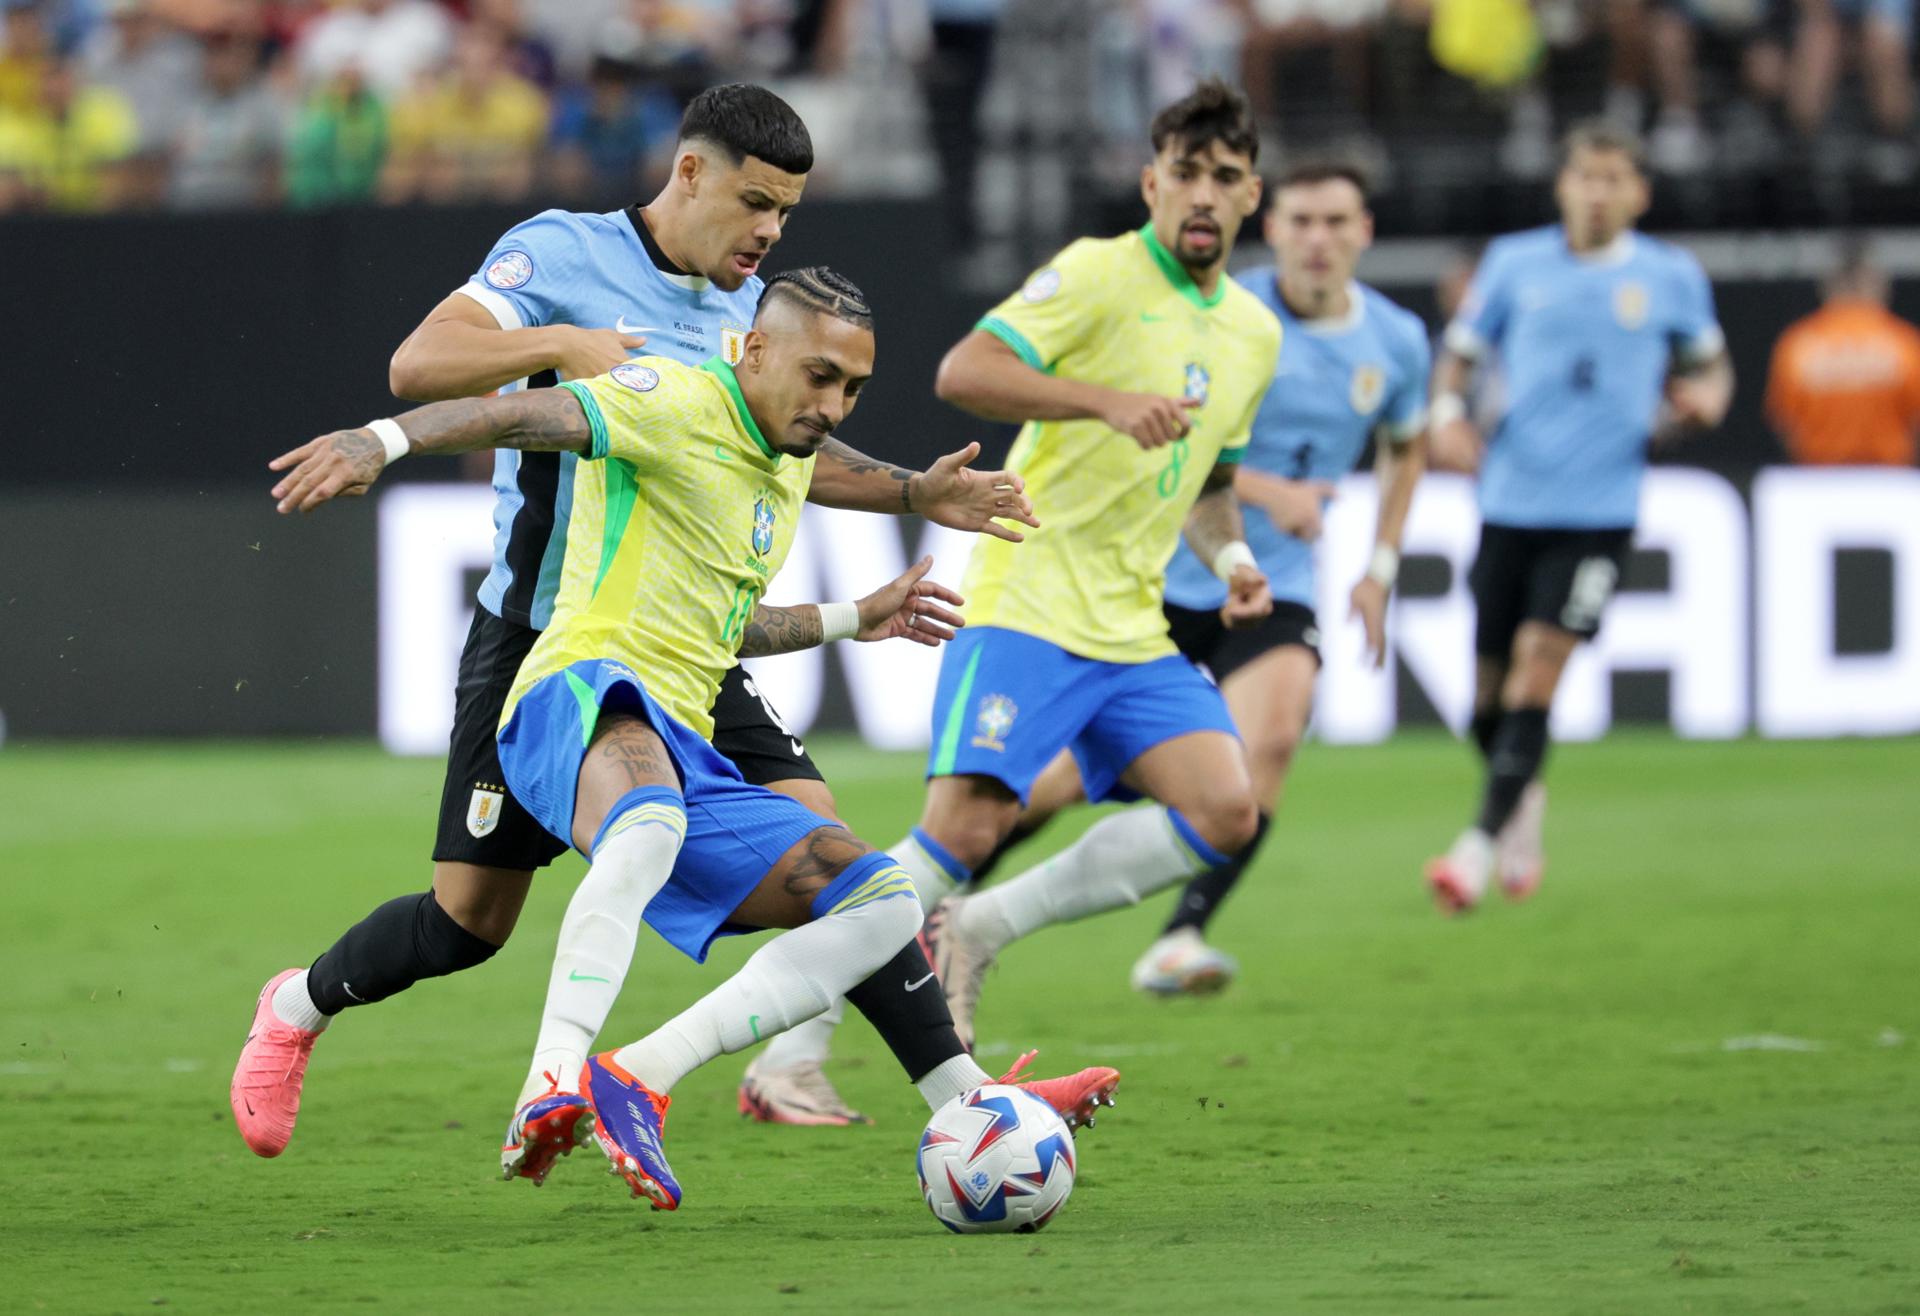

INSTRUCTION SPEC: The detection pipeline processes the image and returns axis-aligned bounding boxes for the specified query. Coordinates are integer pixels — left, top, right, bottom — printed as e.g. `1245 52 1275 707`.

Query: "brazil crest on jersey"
965 225 1282 663
1164 276 1431 612
1445 226 1723 530
458 207 763 630
500 356 813 740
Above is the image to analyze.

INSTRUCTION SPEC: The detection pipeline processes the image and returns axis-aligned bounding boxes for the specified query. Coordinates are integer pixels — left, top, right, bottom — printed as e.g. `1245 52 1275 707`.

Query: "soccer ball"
917 1084 1077 1233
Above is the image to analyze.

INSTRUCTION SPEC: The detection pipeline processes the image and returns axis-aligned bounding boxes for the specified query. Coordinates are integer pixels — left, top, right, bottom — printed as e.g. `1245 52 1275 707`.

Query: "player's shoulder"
1357 282 1427 343
1485 226 1563 270
1632 232 1709 283
1219 275 1282 344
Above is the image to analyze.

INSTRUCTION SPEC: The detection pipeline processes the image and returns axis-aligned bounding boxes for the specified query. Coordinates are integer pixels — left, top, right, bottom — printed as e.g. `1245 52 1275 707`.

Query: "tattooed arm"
1183 461 1273 627
808 438 1040 542
268 390 593 513
736 557 968 659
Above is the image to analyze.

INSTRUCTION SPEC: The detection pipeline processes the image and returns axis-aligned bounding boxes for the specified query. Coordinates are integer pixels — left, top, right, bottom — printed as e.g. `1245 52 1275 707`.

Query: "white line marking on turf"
1876 1028 1905 1048
1720 1034 1824 1052
165 1058 203 1072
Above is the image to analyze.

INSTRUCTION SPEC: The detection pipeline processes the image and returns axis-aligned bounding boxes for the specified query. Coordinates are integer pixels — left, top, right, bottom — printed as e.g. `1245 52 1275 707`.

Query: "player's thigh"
571 713 678 852
729 825 879 930
1469 524 1532 665
1219 644 1318 806
430 862 534 945
1120 729 1259 854
919 773 1024 868
1504 621 1582 707
1019 750 1087 832
761 775 839 821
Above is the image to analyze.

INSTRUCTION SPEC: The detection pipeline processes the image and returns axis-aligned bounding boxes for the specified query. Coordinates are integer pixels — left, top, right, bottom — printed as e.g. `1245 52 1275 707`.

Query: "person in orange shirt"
1767 242 1920 467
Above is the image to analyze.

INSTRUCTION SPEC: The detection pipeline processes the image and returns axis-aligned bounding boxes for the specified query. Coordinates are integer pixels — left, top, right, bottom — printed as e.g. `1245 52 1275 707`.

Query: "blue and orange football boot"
500 1072 595 1186
581 1051 681 1210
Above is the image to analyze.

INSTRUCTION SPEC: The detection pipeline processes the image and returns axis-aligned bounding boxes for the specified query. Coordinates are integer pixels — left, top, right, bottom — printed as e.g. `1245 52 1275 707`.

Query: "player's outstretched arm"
808 439 1040 542
268 391 593 513
1349 431 1429 669
934 330 1197 449
1184 462 1273 629
737 557 966 658
1661 352 1735 439
388 292 645 401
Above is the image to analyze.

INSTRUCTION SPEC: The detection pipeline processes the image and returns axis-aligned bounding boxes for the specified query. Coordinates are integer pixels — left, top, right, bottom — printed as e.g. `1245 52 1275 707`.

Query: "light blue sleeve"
462 209 593 330
1382 313 1434 440
1666 249 1725 366
1443 240 1517 359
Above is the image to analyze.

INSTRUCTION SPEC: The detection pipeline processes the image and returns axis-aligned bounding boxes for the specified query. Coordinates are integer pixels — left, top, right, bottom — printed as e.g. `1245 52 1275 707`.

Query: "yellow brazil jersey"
501 356 814 739
964 225 1282 663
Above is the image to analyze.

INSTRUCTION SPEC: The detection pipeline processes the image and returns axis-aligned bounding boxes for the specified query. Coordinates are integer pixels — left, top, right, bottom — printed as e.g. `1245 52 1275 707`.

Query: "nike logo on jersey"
714 446 733 461
904 972 936 992
616 317 661 335
1140 312 1167 323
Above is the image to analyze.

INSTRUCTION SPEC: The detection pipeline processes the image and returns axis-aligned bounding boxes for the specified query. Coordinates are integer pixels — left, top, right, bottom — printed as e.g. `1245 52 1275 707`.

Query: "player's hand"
268 427 388 513
1219 564 1272 629
911 441 1040 543
1099 391 1201 449
1663 374 1721 431
552 325 647 381
855 556 967 647
1429 417 1483 474
1238 470 1334 541
1349 576 1390 669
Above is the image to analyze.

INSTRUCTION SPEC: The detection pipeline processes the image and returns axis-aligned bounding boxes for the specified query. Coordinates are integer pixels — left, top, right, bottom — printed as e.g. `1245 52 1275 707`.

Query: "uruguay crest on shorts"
467 786 505 838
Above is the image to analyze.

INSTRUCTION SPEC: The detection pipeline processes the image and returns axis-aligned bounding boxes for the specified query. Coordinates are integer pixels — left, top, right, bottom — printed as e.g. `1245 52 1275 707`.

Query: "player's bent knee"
1192 793 1261 857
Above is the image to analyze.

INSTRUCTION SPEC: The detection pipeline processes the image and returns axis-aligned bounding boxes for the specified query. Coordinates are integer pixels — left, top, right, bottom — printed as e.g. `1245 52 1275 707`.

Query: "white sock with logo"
517 802 684 1107
612 889 923 1095
955 805 1212 956
270 970 331 1034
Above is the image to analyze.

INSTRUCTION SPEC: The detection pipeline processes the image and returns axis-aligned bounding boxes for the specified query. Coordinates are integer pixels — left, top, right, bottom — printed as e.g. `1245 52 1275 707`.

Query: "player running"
952 160 1431 996
761 80 1280 1059
1424 121 1732 912
263 269 1119 1210
230 84 1039 1152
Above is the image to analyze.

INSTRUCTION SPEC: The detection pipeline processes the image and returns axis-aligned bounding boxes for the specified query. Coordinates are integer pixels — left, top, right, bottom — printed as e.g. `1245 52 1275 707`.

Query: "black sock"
843 937 965 1082
306 892 501 1017
1475 708 1549 837
1162 813 1272 937
1470 706 1501 760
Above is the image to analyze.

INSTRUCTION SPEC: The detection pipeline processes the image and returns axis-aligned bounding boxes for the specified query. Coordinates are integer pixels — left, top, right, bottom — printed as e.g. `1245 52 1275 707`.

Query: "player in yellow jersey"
880 80 1281 1049
266 268 1121 1209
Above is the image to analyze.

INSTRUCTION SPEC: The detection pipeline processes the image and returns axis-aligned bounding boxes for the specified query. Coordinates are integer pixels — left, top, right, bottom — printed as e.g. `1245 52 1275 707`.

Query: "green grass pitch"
3 732 1916 1314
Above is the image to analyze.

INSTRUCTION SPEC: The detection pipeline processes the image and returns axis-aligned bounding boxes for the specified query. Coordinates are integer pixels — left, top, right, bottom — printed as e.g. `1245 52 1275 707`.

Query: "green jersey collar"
1139 222 1227 309
700 356 779 463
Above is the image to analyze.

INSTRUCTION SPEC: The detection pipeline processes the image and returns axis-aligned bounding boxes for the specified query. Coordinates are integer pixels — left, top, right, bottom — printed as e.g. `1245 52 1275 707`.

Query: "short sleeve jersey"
457 207 763 631
501 357 814 740
1445 226 1723 530
965 226 1283 663
1164 277 1431 612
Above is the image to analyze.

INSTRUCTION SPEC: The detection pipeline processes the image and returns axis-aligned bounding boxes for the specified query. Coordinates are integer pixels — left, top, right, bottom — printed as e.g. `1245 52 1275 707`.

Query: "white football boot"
1425 828 1494 916
1496 782 1547 901
1130 927 1238 997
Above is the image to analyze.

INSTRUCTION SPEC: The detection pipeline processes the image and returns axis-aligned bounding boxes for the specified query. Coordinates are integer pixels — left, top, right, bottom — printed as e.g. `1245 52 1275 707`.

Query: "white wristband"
1429 393 1467 429
818 601 861 643
1366 543 1400 589
367 417 410 467
1212 541 1257 583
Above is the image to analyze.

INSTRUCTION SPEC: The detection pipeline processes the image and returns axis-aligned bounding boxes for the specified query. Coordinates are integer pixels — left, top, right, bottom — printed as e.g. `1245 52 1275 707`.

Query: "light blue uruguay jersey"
1164 276 1430 611
456 206 763 629
1444 225 1723 530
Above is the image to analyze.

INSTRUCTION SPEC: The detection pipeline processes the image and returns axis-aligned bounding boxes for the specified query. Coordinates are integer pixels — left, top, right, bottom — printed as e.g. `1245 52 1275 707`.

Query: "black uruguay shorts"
1163 598 1322 684
432 610 825 871
1468 522 1634 658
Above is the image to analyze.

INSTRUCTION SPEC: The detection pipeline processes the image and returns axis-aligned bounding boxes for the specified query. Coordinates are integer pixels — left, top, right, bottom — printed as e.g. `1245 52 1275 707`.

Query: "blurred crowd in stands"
4 0 1919 235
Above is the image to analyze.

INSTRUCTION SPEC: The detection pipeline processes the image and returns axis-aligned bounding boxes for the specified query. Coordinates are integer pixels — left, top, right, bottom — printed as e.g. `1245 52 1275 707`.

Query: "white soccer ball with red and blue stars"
917 1084 1076 1233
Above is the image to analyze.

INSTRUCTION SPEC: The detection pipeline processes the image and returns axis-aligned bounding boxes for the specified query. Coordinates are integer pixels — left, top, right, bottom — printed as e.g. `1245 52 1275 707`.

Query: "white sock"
517 799 685 1106
612 882 922 1095
753 996 845 1069
956 805 1213 956
914 1053 994 1111
270 970 331 1034
749 833 957 1071
888 831 964 906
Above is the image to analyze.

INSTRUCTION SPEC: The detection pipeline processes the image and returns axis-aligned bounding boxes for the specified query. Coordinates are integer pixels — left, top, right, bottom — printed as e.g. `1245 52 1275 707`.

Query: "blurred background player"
261 269 1119 1207
230 85 1041 1154
1425 121 1734 914
977 159 1432 996
1766 236 1920 467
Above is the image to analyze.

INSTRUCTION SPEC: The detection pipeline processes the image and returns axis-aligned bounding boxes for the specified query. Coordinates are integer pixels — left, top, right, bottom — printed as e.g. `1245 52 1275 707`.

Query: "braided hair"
755 266 873 331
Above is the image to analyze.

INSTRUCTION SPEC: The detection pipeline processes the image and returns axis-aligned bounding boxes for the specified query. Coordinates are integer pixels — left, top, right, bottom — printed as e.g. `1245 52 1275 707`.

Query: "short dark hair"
1561 119 1645 171
756 266 872 331
679 83 813 175
1271 158 1371 204
1149 77 1259 165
